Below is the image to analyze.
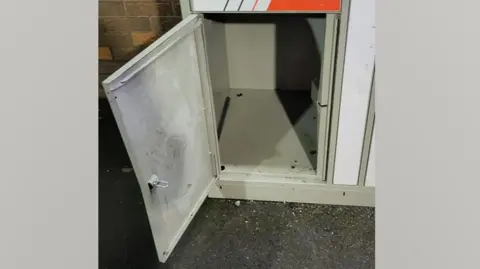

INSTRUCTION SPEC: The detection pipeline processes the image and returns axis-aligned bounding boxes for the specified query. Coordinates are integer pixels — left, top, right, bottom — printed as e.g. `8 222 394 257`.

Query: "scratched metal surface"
99 99 375 269
104 29 216 259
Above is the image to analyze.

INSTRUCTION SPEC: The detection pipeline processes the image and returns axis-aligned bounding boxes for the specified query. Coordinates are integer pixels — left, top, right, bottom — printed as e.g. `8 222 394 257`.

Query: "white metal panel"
238 0 257 11
190 0 341 12
190 0 227 11
191 0 265 11
225 0 243 11
102 15 217 263
333 0 375 185
365 124 375 187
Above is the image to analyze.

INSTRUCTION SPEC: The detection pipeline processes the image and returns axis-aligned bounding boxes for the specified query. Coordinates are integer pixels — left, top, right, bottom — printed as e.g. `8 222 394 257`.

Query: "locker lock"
147 174 168 191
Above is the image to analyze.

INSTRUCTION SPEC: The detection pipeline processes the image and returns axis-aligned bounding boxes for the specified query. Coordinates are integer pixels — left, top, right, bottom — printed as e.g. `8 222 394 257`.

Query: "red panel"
267 0 340 11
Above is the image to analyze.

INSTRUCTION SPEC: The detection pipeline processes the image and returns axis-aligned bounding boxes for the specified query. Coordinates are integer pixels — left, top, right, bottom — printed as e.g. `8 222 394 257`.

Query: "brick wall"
98 0 182 97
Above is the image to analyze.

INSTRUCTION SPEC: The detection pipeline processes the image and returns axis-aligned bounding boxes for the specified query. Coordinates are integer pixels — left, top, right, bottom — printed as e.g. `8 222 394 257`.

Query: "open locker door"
102 14 219 263
316 14 340 180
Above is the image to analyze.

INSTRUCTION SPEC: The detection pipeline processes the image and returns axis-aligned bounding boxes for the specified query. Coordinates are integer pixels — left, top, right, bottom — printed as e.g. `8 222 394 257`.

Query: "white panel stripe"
238 0 256 11
191 0 228 11
333 0 376 185
253 0 271 11
225 0 243 11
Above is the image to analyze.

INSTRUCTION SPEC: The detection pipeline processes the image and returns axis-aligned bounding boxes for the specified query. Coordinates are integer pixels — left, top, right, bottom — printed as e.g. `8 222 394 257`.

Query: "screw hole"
343 192 346 196
221 165 225 171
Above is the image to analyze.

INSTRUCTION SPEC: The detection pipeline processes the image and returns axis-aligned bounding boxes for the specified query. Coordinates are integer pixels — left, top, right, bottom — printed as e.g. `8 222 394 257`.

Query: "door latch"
148 174 168 191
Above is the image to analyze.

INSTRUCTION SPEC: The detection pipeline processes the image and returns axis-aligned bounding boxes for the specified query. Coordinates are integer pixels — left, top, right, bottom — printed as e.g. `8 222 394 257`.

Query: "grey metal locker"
102 0 374 263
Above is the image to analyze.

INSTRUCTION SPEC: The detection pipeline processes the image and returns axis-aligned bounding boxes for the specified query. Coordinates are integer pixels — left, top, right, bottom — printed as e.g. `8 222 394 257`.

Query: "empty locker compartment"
203 13 328 178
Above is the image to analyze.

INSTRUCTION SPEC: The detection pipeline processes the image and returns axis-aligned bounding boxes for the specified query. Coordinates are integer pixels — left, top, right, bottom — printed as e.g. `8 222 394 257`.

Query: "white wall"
333 0 375 185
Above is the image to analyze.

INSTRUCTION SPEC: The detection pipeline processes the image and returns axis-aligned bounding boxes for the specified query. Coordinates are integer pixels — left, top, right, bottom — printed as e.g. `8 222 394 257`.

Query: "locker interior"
202 13 328 178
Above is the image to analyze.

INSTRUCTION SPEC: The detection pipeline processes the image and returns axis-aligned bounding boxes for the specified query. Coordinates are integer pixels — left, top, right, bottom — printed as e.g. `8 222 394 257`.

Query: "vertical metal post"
179 0 193 17
317 13 340 182
325 0 351 185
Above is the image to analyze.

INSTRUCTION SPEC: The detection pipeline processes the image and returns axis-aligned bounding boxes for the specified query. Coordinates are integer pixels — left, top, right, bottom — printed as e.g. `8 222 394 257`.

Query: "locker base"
208 173 375 207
